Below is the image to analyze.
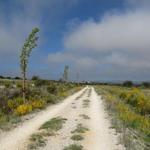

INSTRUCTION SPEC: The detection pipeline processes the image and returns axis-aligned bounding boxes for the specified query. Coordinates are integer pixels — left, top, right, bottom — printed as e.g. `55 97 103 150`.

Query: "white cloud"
64 10 150 53
48 4 150 81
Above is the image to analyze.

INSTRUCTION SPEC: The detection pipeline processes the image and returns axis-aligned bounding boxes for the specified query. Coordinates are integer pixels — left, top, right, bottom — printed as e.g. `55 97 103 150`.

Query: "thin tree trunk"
22 71 26 101
22 58 26 102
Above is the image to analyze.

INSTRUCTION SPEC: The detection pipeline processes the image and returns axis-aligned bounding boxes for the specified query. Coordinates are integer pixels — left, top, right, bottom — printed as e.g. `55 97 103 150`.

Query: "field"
95 85 150 150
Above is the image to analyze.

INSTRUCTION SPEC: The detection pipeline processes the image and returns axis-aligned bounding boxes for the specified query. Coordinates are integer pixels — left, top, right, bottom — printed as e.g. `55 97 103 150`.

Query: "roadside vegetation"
95 85 150 150
0 78 81 130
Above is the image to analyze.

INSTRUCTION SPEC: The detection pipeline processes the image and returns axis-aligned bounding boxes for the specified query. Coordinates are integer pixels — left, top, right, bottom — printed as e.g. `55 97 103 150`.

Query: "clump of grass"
39 117 67 131
28 117 67 150
63 144 83 150
83 99 90 108
79 114 90 120
72 124 89 134
71 134 84 141
28 133 46 150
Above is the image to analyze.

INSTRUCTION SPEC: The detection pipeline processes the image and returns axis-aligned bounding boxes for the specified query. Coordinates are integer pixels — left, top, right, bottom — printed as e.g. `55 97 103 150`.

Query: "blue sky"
0 0 150 81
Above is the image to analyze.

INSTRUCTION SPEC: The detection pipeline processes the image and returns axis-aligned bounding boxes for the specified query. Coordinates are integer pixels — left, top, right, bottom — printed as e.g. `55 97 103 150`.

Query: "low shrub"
47 84 57 94
119 88 150 115
44 94 58 104
104 90 150 136
0 111 7 124
58 91 68 98
15 104 32 116
7 97 24 111
31 100 45 109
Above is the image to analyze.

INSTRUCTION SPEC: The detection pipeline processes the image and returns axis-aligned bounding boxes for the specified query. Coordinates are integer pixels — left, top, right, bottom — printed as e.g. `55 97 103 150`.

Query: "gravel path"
0 86 125 150
0 87 87 150
83 87 124 150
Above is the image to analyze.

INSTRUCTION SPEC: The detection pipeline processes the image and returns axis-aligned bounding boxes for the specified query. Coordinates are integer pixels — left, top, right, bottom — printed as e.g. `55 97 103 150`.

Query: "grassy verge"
95 85 150 150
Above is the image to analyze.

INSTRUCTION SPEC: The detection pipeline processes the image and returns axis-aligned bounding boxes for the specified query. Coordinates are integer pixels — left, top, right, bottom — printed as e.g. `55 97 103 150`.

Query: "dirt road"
0 87 124 150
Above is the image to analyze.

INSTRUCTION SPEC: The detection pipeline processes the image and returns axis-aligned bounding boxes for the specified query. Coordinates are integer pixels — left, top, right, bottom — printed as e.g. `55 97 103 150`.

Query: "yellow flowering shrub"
7 97 24 111
15 104 32 116
31 100 45 109
95 85 150 146
119 88 150 115
59 91 68 98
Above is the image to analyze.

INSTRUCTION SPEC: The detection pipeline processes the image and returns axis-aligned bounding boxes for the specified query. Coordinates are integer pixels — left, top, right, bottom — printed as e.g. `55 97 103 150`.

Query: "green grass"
72 124 89 134
28 130 55 150
28 133 46 150
39 117 67 131
63 144 83 150
71 134 84 141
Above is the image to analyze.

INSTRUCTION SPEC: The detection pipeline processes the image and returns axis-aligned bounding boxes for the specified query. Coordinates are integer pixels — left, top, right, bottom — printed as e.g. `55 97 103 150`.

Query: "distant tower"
63 65 69 82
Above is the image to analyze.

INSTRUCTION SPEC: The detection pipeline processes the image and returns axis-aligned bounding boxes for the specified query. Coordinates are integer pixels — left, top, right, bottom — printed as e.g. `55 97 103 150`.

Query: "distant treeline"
0 75 21 80
1 75 150 88
88 80 150 88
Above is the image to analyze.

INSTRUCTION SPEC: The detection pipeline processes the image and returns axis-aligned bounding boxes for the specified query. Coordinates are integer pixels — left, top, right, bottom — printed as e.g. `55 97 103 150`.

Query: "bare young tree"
20 27 40 101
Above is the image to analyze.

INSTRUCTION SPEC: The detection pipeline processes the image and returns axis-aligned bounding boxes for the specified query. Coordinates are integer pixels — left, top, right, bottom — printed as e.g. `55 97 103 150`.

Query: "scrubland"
0 79 81 130
95 85 150 150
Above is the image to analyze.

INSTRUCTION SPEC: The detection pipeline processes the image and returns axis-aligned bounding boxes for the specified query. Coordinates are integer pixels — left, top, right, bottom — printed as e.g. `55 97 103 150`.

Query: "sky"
0 0 150 81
